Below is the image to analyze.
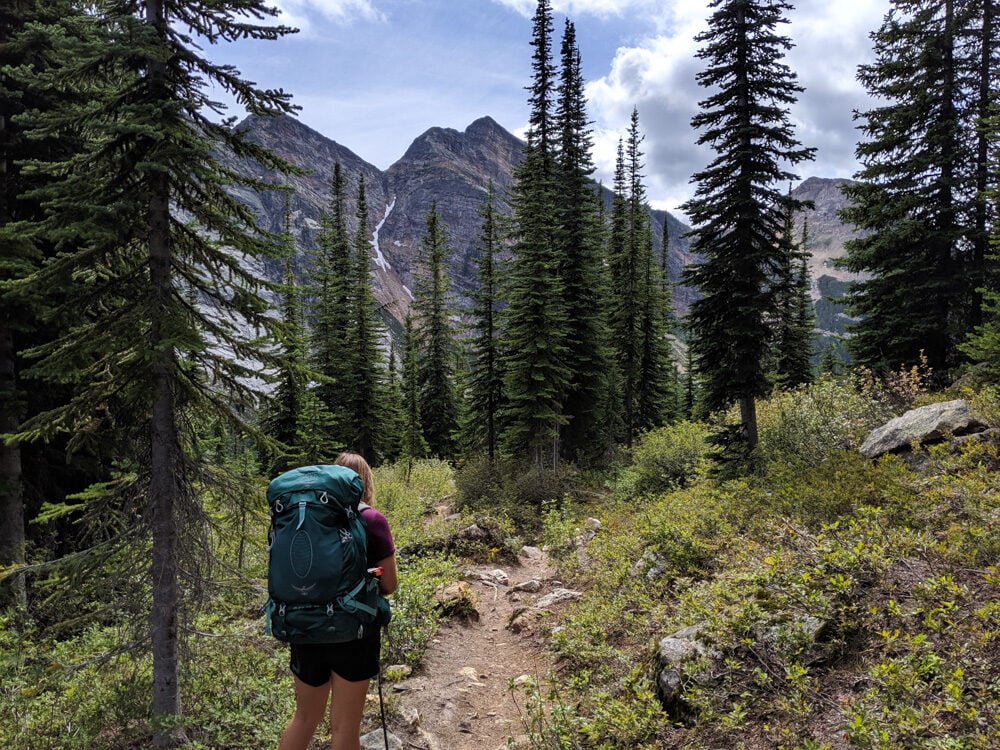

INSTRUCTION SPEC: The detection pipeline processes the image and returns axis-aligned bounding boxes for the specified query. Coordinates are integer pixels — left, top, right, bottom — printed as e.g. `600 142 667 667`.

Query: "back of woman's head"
334 451 374 506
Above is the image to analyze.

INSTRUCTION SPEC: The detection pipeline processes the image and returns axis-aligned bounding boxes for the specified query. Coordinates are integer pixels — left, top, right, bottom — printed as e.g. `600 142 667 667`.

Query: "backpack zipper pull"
296 500 306 530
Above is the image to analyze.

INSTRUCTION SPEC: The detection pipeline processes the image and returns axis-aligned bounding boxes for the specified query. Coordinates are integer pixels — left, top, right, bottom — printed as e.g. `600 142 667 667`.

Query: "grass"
4 377 999 749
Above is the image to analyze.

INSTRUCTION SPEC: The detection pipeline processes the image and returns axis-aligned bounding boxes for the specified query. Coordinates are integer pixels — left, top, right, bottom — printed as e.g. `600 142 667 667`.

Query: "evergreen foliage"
607 112 680 445
261 200 309 473
552 19 612 463
500 0 571 468
400 312 429 461
840 0 999 377
682 0 815 450
3 0 297 742
413 201 459 458
309 163 354 443
342 176 386 463
464 183 505 461
773 212 816 388
0 0 96 612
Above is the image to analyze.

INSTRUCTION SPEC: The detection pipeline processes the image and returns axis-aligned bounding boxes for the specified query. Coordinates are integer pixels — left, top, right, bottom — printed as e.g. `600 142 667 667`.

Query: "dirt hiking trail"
386 548 558 750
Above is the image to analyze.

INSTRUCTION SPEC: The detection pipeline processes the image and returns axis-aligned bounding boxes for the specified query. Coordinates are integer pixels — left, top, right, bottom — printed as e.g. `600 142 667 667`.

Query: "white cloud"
272 0 385 32
493 0 664 20
584 0 891 218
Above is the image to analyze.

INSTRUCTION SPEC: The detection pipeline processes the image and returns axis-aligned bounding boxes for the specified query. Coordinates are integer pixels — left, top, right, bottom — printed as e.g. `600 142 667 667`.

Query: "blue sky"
213 0 892 219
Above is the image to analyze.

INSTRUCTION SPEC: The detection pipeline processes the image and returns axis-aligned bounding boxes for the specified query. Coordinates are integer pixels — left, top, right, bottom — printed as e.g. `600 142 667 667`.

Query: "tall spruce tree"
413 201 459 458
773 209 816 388
500 0 571 467
628 110 679 432
0 0 87 612
262 202 308 473
960 115 1000 377
310 163 354 443
607 139 638 445
682 0 815 450
553 19 610 462
840 0 999 376
5 0 296 742
400 311 429 461
465 183 505 461
343 176 385 462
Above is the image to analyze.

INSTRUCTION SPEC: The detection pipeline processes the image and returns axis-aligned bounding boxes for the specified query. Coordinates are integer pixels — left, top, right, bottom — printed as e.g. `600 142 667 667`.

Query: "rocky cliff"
790 176 865 359
228 115 861 361
231 113 697 330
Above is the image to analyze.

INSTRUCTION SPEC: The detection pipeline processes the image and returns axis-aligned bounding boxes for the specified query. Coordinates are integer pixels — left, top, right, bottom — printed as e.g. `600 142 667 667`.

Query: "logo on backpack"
265 464 388 644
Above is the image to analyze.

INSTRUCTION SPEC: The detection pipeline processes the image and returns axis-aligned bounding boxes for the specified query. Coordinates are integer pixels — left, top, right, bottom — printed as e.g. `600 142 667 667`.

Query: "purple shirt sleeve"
362 507 395 565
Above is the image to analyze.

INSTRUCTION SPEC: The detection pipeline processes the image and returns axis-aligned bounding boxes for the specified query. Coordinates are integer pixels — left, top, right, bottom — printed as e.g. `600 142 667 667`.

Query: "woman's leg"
328 674 370 750
278 675 331 750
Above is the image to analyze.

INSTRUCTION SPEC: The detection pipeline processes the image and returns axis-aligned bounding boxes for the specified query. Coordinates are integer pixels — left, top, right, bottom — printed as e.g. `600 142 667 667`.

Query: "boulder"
656 624 712 719
860 400 987 458
433 581 480 621
361 729 403 750
535 588 582 608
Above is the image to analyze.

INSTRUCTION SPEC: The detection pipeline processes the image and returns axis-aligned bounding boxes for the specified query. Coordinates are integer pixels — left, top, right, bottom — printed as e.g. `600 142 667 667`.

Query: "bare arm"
375 555 398 595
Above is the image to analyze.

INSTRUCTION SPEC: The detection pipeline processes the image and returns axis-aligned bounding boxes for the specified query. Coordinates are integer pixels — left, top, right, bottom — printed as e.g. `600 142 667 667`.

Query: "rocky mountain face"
229 115 860 361
231 113 697 332
790 176 865 358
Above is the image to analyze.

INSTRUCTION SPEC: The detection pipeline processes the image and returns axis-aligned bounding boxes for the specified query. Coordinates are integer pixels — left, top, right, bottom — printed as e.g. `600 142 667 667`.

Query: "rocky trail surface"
378 547 568 750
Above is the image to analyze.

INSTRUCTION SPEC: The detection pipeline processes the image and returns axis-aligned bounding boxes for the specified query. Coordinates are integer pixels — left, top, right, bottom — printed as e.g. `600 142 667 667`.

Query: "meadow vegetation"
3 373 999 749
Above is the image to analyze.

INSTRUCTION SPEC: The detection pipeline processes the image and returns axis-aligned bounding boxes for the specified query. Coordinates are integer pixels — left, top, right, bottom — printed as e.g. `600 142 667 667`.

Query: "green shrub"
616 421 710 498
755 376 885 471
455 456 581 539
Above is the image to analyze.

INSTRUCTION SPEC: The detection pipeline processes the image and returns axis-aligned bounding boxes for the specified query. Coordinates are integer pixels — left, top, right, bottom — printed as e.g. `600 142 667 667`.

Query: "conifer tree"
262 203 309 473
628 110 679 431
465 183 504 462
607 139 637 445
0 0 88 611
682 0 815 450
413 201 459 458
400 312 429 461
310 163 354 442
840 0 998 376
773 211 816 388
960 114 1000 378
380 344 405 463
343 176 385 462
553 19 611 462
637 222 680 429
6 0 296 741
501 0 570 468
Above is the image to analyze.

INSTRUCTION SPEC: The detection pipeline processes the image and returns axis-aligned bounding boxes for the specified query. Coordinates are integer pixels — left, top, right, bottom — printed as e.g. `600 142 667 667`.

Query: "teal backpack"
265 464 389 643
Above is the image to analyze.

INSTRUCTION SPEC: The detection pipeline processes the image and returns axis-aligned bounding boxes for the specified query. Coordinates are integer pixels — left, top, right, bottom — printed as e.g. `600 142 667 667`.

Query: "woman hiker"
277 451 398 750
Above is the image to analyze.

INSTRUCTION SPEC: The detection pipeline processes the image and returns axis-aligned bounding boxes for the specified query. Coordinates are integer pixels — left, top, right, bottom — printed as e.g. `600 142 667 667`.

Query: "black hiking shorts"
289 629 381 686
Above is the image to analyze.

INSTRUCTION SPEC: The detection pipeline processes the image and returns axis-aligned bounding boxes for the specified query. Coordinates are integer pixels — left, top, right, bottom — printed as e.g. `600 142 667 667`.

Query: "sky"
211 0 892 220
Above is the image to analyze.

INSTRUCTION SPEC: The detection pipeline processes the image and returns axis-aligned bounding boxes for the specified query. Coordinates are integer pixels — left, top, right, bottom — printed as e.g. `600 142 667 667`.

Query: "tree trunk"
0 323 26 612
145 2 181 744
149 168 182 744
739 395 758 451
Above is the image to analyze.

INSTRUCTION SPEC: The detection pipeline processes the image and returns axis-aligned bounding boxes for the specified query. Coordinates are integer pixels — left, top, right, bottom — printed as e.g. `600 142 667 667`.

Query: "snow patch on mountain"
371 198 395 273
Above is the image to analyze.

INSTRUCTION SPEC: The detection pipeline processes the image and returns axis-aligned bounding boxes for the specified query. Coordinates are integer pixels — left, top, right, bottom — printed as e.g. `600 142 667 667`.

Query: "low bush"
615 421 710 498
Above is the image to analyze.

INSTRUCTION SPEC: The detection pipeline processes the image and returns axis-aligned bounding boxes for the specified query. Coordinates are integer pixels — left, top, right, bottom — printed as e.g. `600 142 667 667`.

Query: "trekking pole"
377 616 394 750
377 658 389 750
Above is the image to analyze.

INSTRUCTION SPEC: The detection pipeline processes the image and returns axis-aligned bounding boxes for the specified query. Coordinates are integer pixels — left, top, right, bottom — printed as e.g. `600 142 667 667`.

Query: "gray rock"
485 569 509 586
860 399 987 458
361 729 403 750
520 545 544 559
535 588 582 608
656 624 710 719
512 579 542 593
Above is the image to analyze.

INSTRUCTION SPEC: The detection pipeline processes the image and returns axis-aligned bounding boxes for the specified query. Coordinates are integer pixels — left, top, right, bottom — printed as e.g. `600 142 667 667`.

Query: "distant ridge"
229 113 857 339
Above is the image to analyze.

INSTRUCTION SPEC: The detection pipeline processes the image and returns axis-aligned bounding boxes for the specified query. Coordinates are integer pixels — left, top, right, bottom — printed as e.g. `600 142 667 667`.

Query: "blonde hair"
334 451 374 507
